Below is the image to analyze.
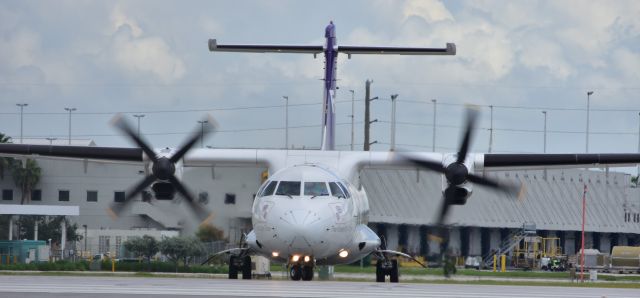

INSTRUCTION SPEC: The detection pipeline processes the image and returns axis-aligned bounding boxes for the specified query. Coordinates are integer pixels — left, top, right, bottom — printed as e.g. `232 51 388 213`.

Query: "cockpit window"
304 182 329 197
328 182 345 198
338 182 351 198
260 181 278 197
275 181 301 196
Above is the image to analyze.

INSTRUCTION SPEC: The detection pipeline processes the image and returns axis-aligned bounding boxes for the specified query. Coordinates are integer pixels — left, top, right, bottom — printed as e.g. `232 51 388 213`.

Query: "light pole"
197 120 208 148
637 112 640 177
542 111 547 153
16 103 28 144
82 224 87 256
432 99 437 152
133 114 145 137
64 107 76 145
586 91 593 153
488 105 494 153
282 96 289 149
46 137 57 145
390 94 398 151
349 90 355 151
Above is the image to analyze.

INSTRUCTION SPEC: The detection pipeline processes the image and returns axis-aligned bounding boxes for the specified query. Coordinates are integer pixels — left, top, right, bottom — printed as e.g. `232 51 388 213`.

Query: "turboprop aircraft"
2 22 640 283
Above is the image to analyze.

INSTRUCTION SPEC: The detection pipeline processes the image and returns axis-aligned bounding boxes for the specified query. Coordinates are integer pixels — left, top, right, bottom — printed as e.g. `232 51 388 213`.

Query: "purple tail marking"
321 21 338 151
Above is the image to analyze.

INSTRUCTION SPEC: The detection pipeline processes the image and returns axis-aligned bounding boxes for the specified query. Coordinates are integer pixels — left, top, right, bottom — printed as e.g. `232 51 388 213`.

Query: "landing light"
292 255 300 262
338 250 349 258
272 252 279 257
304 255 311 263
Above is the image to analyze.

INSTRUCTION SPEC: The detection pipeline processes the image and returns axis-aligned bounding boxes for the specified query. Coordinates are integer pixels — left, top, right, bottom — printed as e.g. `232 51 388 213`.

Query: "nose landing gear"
288 257 315 281
229 255 252 280
375 258 399 283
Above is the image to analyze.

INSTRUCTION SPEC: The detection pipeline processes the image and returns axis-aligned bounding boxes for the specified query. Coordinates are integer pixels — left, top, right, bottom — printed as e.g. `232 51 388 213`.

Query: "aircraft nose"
278 208 328 252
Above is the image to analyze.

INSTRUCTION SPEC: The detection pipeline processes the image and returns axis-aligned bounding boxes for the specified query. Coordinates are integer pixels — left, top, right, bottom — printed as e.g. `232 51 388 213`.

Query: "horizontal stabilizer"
339 43 456 55
208 39 323 54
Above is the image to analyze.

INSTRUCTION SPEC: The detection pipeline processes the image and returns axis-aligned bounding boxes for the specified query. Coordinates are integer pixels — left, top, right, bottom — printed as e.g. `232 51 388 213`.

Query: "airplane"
2 22 640 283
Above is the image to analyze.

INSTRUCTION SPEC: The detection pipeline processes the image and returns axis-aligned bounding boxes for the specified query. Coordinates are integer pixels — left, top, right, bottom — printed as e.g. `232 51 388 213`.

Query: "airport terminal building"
1 141 639 260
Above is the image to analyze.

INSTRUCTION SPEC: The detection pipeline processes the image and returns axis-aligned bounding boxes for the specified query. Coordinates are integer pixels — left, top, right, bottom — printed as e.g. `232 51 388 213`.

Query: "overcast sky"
1 0 639 159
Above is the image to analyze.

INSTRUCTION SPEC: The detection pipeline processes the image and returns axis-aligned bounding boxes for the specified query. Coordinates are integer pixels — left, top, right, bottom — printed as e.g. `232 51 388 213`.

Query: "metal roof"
362 168 640 234
0 204 80 216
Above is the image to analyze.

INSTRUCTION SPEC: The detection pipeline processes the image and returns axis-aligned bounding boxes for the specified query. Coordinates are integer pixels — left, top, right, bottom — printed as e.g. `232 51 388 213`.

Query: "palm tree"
11 159 41 204
0 133 12 180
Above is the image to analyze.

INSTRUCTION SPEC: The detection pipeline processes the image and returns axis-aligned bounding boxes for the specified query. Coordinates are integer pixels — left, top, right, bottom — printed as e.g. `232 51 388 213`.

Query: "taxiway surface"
0 275 637 298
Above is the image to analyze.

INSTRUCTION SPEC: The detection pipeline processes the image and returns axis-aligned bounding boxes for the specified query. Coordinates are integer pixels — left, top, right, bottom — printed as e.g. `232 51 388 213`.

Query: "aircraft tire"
389 259 399 283
301 265 314 281
289 264 302 281
375 260 385 282
228 256 238 279
242 256 252 280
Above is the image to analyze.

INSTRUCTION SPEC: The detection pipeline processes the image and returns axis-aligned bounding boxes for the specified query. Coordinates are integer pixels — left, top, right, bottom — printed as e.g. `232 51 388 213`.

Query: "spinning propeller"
399 107 522 268
107 114 215 221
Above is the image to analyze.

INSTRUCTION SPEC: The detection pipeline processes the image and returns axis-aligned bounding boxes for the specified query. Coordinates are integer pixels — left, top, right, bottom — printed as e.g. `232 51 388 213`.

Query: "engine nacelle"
152 182 175 200
441 153 474 205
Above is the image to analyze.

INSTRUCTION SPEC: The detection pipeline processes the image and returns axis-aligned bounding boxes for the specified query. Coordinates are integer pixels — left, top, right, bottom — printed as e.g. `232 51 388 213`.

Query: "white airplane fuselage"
245 164 381 265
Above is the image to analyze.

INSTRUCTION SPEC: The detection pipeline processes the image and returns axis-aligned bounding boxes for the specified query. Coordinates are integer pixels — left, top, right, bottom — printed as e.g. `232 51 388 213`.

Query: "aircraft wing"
0 144 142 162
479 153 640 171
208 39 323 54
338 43 456 56
0 144 281 169
351 151 640 172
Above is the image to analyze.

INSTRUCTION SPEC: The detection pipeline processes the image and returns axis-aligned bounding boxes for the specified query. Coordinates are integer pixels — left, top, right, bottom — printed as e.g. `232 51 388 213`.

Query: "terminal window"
87 191 98 202
31 189 41 201
58 190 70 202
2 189 13 201
114 191 125 203
224 193 236 205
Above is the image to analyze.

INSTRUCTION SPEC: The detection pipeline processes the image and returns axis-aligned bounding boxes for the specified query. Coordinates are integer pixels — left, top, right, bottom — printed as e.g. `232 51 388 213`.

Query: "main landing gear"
375 258 399 283
289 262 314 281
228 255 252 280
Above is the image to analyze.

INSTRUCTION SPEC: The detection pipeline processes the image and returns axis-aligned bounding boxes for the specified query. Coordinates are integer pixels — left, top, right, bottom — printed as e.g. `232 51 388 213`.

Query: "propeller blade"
125 175 157 202
456 108 479 164
170 116 217 163
467 173 522 197
112 114 157 162
402 156 446 174
169 175 209 219
106 175 156 219
435 193 453 227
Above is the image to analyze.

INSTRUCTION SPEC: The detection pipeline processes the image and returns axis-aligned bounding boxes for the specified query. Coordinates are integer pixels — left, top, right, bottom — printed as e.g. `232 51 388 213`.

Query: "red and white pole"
580 183 587 282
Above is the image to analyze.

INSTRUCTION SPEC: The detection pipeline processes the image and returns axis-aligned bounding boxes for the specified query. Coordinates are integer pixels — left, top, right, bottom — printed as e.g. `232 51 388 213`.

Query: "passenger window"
338 182 351 198
276 181 301 196
328 182 345 198
261 181 278 197
304 182 330 197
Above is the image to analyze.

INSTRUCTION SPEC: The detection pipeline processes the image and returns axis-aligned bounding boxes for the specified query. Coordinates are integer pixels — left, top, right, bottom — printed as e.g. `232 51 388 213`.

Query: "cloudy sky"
1 0 639 159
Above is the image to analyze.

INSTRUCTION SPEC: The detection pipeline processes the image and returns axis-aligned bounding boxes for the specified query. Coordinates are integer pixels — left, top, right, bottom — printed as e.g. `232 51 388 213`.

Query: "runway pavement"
0 275 638 298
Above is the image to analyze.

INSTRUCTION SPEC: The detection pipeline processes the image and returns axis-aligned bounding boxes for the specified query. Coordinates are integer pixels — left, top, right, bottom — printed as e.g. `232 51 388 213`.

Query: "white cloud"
403 0 454 23
108 7 186 83
110 4 143 38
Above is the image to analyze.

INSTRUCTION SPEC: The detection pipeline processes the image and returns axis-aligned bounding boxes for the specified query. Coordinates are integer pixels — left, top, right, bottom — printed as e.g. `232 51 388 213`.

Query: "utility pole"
432 99 437 152
363 80 377 151
488 105 494 153
390 94 398 151
349 90 355 151
64 107 76 145
283 96 289 149
542 111 547 153
364 80 372 151
197 120 208 148
133 114 145 137
16 103 28 144
586 91 594 153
